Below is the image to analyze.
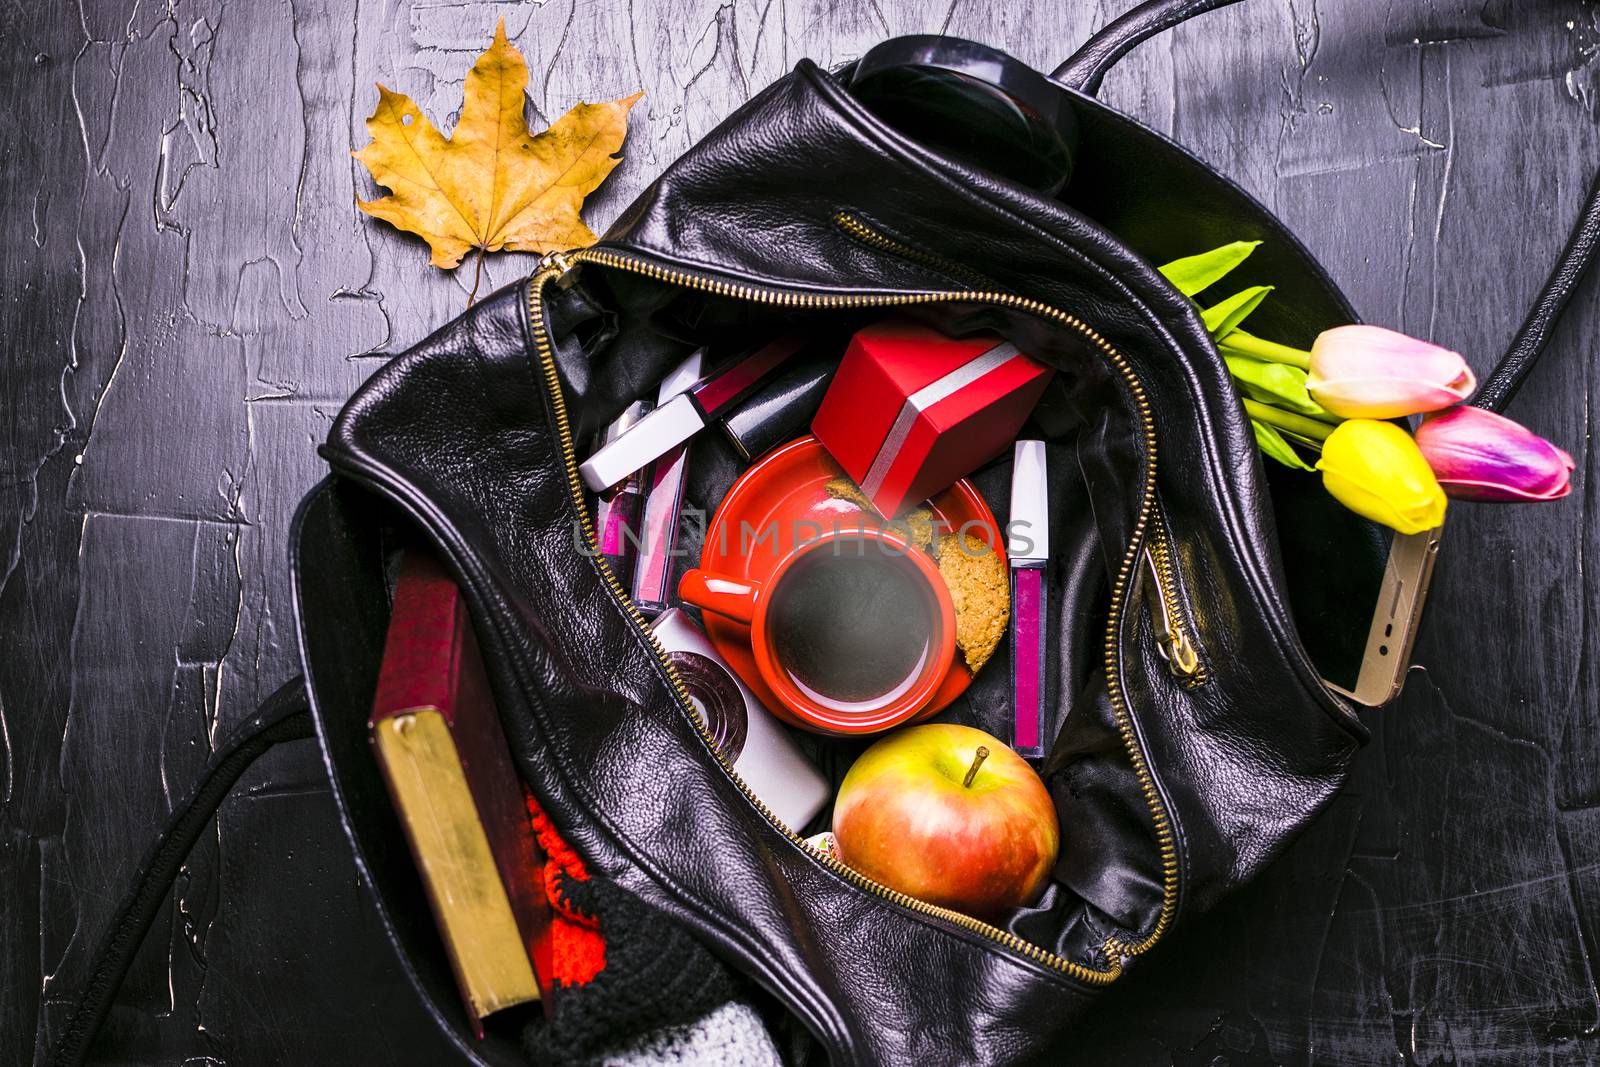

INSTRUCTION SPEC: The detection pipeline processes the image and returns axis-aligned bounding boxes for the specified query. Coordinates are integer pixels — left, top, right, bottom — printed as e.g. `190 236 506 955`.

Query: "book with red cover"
369 550 554 1035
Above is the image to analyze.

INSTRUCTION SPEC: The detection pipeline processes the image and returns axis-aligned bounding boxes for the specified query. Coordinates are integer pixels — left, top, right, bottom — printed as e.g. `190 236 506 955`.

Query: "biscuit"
823 476 938 553
937 532 1009 674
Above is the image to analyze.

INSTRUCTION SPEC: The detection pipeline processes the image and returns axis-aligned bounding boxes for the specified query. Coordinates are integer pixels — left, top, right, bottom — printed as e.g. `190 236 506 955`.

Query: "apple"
832 723 1059 922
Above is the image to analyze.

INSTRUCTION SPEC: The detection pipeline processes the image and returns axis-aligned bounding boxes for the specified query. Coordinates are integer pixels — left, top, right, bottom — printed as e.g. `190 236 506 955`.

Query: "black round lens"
848 38 1077 195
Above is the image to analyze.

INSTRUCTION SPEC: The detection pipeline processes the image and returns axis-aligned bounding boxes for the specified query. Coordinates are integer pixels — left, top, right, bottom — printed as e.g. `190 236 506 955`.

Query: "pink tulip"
1308 325 1477 418
1415 406 1575 502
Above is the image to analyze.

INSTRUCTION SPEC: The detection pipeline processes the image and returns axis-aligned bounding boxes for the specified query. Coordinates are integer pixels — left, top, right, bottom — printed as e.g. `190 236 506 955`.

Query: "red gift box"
811 319 1054 517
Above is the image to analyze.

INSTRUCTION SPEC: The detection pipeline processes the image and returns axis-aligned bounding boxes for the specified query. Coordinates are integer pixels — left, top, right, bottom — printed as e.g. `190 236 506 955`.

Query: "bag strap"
1474 170 1600 413
1052 0 1244 93
1057 0 1600 415
48 677 314 1067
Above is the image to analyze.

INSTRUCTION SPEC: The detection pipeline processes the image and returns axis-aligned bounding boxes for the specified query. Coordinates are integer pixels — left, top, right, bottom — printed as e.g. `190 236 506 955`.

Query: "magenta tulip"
1415 406 1574 502
1307 325 1477 418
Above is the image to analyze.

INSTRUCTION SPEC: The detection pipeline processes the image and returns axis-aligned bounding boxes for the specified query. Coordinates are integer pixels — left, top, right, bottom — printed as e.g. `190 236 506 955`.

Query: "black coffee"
766 539 934 712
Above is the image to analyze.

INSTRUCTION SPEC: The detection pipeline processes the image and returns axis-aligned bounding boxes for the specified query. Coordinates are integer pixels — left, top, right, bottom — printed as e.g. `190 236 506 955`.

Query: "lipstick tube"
591 401 651 588
579 336 807 492
631 351 705 616
716 346 841 461
1008 440 1051 759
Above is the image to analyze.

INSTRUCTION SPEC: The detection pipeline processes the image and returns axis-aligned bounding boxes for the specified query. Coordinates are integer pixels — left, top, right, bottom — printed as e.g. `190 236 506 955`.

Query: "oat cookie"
823 476 938 553
937 531 1009 674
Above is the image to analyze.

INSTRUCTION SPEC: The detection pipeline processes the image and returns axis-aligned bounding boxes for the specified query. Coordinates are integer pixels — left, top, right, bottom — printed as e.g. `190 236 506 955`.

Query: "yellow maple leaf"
354 19 640 270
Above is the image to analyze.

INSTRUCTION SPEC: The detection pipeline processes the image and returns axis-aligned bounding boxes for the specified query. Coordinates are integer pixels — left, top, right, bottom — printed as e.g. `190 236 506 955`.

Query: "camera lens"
849 38 1077 195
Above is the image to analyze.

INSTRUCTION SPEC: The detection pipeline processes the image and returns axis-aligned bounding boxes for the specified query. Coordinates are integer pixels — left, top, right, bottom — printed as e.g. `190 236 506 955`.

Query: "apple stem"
963 746 990 789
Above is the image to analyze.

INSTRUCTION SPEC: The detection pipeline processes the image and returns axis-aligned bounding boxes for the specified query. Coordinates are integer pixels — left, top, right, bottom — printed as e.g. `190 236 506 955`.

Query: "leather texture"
297 55 1372 1066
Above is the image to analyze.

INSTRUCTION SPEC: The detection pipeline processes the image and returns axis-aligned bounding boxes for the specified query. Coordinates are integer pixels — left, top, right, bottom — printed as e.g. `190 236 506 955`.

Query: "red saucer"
696 435 1005 731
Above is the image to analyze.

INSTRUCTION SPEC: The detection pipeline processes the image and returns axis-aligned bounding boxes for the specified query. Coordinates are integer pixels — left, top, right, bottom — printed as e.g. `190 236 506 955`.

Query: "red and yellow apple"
832 724 1059 921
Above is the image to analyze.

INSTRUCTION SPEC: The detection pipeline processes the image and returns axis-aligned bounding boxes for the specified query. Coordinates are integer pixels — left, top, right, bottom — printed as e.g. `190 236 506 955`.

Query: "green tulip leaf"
1157 240 1262 297
1224 354 1336 420
1201 285 1274 340
1251 418 1315 471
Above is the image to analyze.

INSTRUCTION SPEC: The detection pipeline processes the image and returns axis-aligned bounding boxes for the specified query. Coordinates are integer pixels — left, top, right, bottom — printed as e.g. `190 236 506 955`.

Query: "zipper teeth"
839 212 1201 689
831 210 999 291
1146 524 1208 688
527 231 1181 979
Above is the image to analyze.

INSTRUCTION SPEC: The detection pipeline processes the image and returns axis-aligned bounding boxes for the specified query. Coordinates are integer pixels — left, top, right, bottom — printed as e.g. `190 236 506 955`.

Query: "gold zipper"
1143 525 1206 686
830 210 1000 291
526 228 1187 981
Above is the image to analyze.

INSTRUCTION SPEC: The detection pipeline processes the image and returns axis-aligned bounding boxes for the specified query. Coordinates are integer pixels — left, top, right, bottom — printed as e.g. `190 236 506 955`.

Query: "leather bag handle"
1473 170 1600 413
1052 0 1245 94
49 678 314 1067
1055 0 1600 415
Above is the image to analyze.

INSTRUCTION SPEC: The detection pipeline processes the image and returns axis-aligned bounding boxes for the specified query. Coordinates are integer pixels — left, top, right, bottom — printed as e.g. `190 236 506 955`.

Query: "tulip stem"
1244 398 1335 442
1278 430 1327 454
963 746 990 788
1221 330 1311 369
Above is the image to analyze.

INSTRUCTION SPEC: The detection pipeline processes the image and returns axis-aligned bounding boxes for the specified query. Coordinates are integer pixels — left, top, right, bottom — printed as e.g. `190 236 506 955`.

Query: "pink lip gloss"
592 401 650 586
631 350 705 616
1008 440 1050 759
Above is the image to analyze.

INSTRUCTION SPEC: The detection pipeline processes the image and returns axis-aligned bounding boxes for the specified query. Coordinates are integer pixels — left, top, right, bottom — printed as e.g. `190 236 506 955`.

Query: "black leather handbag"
52 2 1600 1064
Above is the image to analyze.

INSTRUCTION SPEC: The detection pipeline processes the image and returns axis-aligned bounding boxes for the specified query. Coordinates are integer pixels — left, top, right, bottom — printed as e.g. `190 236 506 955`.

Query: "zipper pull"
537 249 576 279
1142 545 1202 682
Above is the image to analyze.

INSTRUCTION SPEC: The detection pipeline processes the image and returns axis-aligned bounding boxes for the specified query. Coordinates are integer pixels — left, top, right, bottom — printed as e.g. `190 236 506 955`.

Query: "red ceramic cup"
678 528 956 735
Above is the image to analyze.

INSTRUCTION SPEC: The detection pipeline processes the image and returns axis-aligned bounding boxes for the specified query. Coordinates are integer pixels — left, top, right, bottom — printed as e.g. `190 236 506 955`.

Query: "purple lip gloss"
631 350 705 616
592 401 650 587
1008 440 1050 759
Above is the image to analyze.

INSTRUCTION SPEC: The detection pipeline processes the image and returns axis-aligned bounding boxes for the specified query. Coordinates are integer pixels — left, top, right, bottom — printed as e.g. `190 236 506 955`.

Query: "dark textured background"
3 1 1599 1063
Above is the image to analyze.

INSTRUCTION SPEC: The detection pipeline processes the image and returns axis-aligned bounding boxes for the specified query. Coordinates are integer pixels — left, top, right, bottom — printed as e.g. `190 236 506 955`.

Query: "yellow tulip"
1316 420 1447 534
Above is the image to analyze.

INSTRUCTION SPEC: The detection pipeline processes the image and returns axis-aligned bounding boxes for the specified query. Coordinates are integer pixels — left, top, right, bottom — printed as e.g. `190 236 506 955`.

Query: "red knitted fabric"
516 790 743 1064
525 792 607 986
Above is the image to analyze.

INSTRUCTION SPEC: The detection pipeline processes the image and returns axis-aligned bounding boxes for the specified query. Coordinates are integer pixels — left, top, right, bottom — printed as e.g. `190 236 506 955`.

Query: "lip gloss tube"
578 336 807 492
631 351 705 616
592 401 650 588
1008 440 1051 759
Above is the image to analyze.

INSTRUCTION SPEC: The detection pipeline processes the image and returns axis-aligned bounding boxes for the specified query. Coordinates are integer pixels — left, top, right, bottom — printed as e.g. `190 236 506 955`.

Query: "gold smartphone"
1264 462 1443 709
1325 526 1442 706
